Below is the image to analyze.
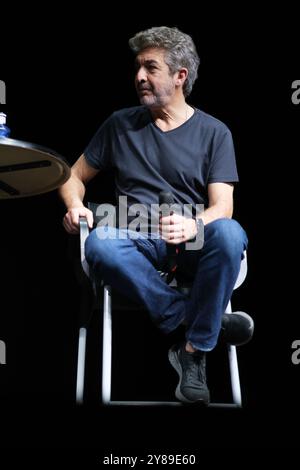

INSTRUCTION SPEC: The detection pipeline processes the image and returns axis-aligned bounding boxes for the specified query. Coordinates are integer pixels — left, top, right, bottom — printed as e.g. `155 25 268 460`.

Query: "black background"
0 6 299 454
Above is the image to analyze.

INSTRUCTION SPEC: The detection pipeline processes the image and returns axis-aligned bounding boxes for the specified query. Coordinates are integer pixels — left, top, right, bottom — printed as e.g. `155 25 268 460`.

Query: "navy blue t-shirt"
84 106 238 213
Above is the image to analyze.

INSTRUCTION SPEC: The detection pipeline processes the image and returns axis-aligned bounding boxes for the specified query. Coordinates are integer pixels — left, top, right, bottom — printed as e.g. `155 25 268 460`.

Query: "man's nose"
136 67 147 82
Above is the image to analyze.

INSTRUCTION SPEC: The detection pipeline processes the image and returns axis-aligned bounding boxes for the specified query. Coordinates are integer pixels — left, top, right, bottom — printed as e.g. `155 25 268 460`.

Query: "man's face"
134 48 177 108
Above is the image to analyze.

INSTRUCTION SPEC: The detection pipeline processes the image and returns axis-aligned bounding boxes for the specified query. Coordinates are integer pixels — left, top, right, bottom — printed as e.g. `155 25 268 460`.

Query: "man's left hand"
159 213 197 244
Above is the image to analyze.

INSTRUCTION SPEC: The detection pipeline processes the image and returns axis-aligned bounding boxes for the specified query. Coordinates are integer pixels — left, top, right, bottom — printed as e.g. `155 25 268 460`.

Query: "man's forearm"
58 174 86 210
199 203 233 226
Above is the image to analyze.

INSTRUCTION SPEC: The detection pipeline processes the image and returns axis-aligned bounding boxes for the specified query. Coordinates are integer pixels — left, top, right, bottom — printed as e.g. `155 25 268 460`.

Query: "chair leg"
227 344 242 407
102 285 112 404
99 290 242 407
76 327 87 404
225 300 242 407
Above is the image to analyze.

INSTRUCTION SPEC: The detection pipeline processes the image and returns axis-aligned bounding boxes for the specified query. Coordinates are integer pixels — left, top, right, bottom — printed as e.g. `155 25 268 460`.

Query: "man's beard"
139 94 158 107
137 81 174 108
138 91 172 108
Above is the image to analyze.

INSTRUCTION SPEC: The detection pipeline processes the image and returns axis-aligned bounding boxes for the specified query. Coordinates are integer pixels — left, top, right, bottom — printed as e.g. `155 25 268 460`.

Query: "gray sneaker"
168 344 210 405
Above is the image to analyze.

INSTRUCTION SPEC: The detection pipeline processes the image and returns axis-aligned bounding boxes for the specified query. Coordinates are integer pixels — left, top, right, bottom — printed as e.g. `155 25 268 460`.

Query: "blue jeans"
85 219 248 351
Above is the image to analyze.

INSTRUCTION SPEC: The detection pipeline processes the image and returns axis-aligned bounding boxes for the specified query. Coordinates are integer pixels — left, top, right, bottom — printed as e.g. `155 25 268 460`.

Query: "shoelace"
183 353 205 384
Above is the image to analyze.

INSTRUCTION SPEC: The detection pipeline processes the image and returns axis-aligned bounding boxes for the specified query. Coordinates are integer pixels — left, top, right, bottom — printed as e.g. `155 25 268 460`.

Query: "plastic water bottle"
0 112 10 137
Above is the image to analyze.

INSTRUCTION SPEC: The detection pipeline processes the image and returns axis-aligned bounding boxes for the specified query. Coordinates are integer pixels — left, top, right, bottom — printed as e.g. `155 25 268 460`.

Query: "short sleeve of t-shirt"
83 115 114 170
207 127 238 184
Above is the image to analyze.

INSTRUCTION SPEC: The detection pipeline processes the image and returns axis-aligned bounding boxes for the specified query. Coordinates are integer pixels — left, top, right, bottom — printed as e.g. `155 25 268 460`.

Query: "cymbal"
0 138 71 199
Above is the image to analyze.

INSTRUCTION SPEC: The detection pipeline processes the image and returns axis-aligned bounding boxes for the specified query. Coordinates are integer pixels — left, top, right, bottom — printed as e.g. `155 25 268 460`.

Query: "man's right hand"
63 207 94 234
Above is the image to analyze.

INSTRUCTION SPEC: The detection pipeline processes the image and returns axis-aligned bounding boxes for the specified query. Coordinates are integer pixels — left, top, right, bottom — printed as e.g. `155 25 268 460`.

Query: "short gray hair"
128 26 200 97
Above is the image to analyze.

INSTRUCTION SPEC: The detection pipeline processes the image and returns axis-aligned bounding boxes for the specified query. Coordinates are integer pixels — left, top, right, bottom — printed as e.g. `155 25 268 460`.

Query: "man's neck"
150 102 193 132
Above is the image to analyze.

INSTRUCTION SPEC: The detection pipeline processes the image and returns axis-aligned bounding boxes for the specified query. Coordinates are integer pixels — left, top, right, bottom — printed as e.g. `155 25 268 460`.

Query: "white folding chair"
75 204 248 408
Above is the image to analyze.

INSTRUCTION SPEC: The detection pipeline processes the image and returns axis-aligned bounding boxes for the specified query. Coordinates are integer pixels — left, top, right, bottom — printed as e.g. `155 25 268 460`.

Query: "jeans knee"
85 227 118 266
206 218 248 260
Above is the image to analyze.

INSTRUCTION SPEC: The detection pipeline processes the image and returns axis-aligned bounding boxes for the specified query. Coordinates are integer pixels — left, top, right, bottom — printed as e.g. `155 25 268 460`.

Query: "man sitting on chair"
59 26 253 406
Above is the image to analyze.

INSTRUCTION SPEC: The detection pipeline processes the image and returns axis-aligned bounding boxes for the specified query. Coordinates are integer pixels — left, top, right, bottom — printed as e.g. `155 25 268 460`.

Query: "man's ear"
175 68 188 86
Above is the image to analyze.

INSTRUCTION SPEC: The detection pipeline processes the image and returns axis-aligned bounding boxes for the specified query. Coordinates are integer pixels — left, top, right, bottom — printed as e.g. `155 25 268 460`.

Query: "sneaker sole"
168 347 209 405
